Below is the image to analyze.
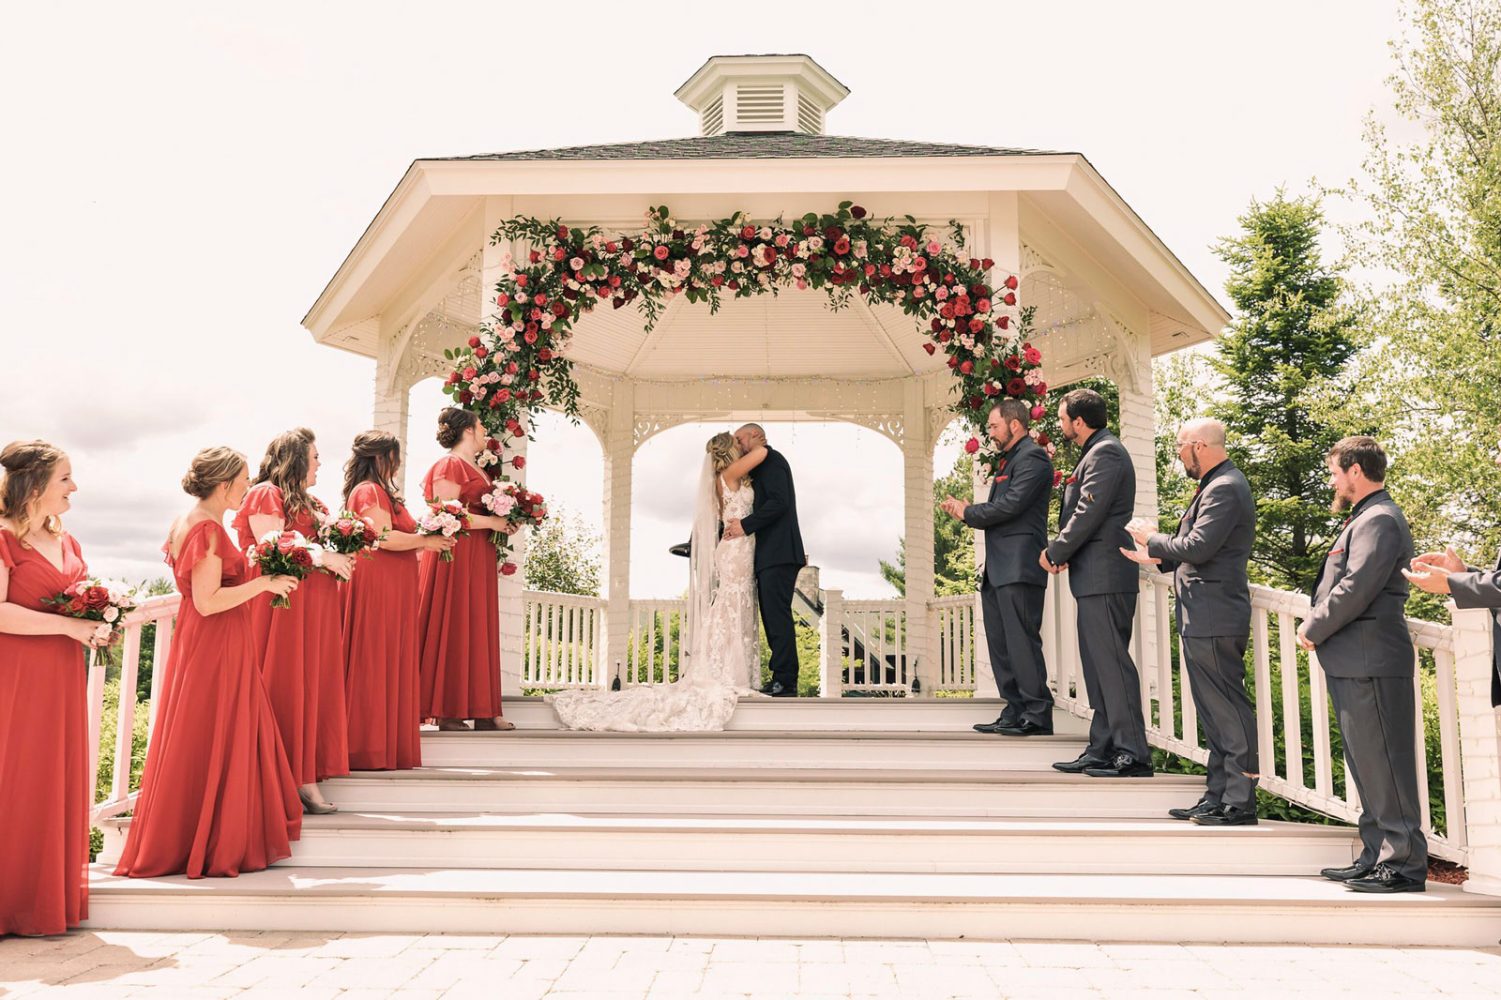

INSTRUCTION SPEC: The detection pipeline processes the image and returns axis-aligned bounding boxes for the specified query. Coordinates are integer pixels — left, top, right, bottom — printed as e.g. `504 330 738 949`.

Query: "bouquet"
479 480 547 577
45 578 139 645
417 498 470 562
318 509 382 559
250 529 321 608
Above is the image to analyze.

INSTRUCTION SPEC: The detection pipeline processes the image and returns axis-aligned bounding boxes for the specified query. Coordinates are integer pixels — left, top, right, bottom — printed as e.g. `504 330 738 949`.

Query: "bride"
548 432 767 731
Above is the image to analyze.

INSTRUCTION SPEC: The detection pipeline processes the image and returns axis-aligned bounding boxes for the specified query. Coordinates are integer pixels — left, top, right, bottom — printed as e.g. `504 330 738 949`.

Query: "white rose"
103 606 119 623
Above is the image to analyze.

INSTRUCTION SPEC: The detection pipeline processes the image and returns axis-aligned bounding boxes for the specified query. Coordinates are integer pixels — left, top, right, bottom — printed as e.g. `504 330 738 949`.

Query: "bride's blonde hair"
706 432 739 474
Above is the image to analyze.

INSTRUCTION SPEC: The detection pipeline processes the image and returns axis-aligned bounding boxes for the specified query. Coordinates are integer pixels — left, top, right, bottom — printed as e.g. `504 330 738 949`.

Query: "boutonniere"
1066 475 1078 486
994 475 1009 483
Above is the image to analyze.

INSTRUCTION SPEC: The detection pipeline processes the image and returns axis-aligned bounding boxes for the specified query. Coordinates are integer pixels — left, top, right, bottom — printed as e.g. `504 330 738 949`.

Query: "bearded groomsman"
1403 441 1501 712
1042 388 1152 778
941 399 1055 736
1297 436 1427 893
1123 418 1258 825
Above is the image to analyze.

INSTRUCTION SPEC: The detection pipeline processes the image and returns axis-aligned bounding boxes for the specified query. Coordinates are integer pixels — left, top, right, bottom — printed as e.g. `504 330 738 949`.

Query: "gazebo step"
97 811 1359 876
82 866 1501 946
313 766 1206 817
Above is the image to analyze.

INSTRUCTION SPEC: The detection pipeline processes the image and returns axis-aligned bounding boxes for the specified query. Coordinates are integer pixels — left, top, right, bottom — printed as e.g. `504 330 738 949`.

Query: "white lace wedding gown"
549 476 760 731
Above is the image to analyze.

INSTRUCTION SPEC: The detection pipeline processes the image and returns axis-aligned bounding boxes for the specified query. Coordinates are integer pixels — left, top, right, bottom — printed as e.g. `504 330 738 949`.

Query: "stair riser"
315 779 1201 817
498 700 1055 734
80 893 1501 947
140 829 1356 876
416 739 1087 770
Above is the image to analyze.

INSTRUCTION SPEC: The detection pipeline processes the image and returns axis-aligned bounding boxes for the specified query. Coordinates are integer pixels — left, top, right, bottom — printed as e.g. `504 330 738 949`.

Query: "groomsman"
1123 418 1258 825
1403 441 1501 711
1042 388 1152 778
941 399 1055 736
1297 436 1427 893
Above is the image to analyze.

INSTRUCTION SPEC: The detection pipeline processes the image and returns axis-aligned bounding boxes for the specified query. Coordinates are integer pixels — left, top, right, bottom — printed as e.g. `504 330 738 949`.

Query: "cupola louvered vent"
675 54 849 136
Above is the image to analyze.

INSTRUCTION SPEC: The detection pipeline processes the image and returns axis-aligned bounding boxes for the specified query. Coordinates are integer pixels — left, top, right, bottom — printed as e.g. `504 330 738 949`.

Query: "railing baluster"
110 622 143 805
1155 583 1172 738
1412 654 1432 835
147 615 174 730
1278 612 1304 789
86 649 105 809
1309 649 1334 799
1252 608 1273 774
1433 648 1465 847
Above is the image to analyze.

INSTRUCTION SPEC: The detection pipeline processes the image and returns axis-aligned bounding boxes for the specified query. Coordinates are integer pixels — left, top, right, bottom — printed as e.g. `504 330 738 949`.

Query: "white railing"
1042 569 1485 864
623 598 686 687
522 590 604 688
88 593 181 822
821 595 911 694
930 593 979 692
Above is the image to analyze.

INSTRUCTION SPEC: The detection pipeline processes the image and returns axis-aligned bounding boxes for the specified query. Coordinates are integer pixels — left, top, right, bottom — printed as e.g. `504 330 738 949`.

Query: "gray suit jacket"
963 436 1053 589
1304 490 1414 679
1046 429 1138 598
1146 461 1255 638
1448 552 1501 708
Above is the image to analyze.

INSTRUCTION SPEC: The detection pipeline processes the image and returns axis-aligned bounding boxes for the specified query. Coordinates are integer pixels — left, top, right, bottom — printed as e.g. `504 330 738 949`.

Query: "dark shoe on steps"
436 718 471 732
1191 804 1258 826
1345 863 1425 894
973 714 1020 734
1084 753 1154 778
1052 752 1109 774
997 719 1054 737
1168 798 1219 821
1320 861 1374 883
760 682 796 698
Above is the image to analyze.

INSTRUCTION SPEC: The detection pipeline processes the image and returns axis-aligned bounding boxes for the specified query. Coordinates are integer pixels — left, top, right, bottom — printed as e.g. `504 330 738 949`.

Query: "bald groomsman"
1123 419 1258 825
941 399 1056 736
1043 388 1152 778
1298 436 1427 893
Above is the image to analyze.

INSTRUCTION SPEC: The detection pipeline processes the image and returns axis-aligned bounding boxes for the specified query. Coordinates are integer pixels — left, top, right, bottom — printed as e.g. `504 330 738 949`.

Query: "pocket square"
1329 548 1345 557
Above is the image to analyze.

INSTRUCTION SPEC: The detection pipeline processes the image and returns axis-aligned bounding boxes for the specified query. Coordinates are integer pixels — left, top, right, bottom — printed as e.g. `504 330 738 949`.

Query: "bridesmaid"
341 431 453 770
232 428 353 814
114 447 302 878
417 408 517 732
0 441 106 936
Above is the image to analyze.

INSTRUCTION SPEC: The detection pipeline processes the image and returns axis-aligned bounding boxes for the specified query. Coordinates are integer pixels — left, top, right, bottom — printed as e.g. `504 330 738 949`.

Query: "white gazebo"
302 53 1228 698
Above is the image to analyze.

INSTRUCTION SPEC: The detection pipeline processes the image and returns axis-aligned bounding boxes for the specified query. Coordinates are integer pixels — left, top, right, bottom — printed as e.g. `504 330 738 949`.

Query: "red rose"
488 395 502 409
922 343 936 355
529 250 541 264
552 301 567 317
741 225 756 239
1032 405 1047 421
947 355 960 369
711 275 725 287
1006 378 1027 396
507 362 519 374
1003 292 1017 306
512 456 526 469
474 346 488 359
523 331 538 345
976 298 991 313
1053 470 1064 487
834 237 851 255
879 264 892 277
969 318 985 334
527 370 539 381
982 382 999 397
959 360 974 374
84 586 111 611
864 263 876 277
462 366 477 380
998 315 1011 329
552 248 566 262
538 348 553 362
468 335 481 348
515 274 528 287
964 437 980 454
445 372 458 386
1035 430 1050 446
534 293 547 307
851 205 867 219
277 533 297 554
557 225 569 240
291 548 312 568
1034 381 1048 395
1024 345 1042 365
501 562 518 576
653 245 670 261
1005 274 1019 290
497 293 510 307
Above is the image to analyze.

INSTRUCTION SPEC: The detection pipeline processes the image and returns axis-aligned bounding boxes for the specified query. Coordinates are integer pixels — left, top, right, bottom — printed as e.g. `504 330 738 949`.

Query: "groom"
724 423 806 697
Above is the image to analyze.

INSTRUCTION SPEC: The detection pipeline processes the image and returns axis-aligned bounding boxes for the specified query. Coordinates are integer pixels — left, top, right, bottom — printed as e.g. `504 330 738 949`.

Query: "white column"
901 387 936 695
373 332 412 473
1454 605 1501 896
819 588 845 697
1114 330 1160 684
600 382 635 687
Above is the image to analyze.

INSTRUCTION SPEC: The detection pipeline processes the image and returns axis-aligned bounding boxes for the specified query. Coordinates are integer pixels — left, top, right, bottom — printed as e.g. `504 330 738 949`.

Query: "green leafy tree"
1151 351 1217 531
880 453 977 597
1211 191 1359 591
524 505 602 597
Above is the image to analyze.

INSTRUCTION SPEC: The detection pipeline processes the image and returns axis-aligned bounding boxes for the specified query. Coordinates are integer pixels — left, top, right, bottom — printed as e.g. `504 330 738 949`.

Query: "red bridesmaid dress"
0 529 90 935
343 483 422 770
114 520 302 878
232 485 350 785
417 456 501 720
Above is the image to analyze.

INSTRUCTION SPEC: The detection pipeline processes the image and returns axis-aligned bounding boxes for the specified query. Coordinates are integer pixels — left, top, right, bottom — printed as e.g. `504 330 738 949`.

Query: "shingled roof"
440 132 1065 162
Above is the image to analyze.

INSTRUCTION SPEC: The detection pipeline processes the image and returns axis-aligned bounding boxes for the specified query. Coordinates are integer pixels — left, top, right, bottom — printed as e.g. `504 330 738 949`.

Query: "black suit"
740 447 806 691
962 436 1054 725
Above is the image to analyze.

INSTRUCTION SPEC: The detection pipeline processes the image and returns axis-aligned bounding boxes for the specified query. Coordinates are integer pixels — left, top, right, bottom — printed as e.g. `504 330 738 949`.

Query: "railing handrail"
927 593 976 609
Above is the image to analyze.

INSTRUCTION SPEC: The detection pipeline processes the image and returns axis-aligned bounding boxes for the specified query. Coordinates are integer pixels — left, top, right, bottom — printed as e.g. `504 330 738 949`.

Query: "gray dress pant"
1075 591 1149 761
1182 634 1258 809
1326 674 1428 881
980 582 1053 726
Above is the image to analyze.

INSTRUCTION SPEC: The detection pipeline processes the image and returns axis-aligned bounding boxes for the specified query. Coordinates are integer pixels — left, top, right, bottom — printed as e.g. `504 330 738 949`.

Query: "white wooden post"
1453 605 1501 896
372 348 411 469
600 381 635 688
1115 330 1160 682
819 588 844 697
902 384 935 696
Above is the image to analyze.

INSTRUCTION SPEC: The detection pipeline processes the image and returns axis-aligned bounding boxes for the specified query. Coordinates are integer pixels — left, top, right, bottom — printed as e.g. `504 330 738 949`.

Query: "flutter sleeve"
175 521 224 576
348 482 391 520
0 530 19 572
423 457 469 499
239 484 286 520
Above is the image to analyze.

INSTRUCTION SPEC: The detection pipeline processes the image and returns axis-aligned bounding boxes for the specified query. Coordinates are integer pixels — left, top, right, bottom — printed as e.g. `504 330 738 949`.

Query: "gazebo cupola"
674 54 850 136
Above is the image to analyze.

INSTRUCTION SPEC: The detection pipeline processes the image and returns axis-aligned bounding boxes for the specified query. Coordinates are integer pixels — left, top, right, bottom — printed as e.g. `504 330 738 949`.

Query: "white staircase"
86 698 1501 945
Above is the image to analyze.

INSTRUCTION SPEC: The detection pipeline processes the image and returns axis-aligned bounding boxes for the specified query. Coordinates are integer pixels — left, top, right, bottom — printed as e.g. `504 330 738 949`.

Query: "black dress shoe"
1345 863 1426 894
760 682 796 698
1052 752 1109 774
1168 798 1219 821
1083 753 1154 778
1191 804 1258 826
973 714 1020 734
1320 861 1374 883
996 719 1054 737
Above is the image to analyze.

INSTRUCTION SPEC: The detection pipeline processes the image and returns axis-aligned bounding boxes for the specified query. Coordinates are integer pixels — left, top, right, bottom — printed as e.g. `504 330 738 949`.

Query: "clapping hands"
1125 516 1156 546
1403 545 1465 595
939 496 966 520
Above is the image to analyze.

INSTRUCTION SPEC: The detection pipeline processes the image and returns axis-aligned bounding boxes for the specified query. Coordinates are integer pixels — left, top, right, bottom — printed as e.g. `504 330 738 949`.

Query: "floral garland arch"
442 203 1049 477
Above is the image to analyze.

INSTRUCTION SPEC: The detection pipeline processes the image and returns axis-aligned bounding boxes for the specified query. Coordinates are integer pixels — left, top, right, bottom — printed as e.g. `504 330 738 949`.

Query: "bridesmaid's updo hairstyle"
705 432 739 474
436 407 479 450
253 427 319 521
181 447 247 499
343 430 403 506
0 439 67 538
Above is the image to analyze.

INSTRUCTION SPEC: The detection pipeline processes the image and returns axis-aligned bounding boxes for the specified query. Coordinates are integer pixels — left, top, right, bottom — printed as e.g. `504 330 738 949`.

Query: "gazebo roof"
443 132 1060 162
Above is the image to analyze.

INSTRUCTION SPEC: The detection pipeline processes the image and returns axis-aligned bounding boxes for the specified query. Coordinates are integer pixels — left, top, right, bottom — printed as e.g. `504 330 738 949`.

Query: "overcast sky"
1 0 1406 596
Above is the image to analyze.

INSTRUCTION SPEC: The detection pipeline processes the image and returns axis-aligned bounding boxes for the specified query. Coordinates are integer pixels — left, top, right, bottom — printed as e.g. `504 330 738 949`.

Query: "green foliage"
1211 191 1359 592
880 453 977 597
93 676 149 807
523 504 602 597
